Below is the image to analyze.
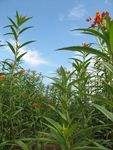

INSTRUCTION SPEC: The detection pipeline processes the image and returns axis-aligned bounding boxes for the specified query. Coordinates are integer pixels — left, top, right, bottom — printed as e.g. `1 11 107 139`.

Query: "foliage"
0 10 113 150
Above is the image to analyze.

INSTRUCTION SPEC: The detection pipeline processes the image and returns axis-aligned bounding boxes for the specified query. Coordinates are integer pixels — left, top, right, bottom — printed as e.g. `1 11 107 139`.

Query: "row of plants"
0 11 113 150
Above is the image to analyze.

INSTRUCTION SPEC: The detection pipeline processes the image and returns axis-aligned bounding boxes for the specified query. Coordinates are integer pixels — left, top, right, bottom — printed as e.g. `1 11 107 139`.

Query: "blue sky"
0 0 113 82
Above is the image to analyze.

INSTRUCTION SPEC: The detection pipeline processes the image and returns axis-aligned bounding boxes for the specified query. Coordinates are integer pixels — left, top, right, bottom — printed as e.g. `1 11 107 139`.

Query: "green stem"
9 29 19 140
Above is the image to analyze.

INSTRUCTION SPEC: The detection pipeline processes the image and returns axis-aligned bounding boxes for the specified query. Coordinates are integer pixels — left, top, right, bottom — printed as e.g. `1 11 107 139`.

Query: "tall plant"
0 11 35 149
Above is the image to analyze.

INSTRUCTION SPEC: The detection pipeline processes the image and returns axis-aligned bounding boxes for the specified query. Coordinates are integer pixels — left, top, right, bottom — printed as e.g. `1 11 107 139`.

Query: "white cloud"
4 39 48 66
20 48 48 66
68 4 87 19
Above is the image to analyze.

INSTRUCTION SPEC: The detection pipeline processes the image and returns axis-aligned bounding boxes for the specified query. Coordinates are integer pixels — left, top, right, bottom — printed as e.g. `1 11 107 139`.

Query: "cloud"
68 4 87 19
4 39 48 66
20 48 48 66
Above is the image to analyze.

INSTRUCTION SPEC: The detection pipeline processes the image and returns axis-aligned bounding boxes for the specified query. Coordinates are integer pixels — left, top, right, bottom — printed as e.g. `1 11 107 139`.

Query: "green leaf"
19 17 32 26
2 61 12 68
42 122 64 145
16 11 32 26
73 28 109 45
58 46 109 60
67 70 75 81
68 78 82 87
16 11 20 26
106 15 111 31
19 26 33 35
8 17 17 29
14 140 29 150
102 62 113 74
43 103 67 121
53 82 67 92
103 82 113 95
7 41 15 54
109 21 113 52
4 25 13 28
44 117 62 132
4 32 13 36
73 146 107 150
92 141 109 150
93 103 113 122
0 44 5 47
17 52 27 61
59 66 67 85
0 141 10 148
106 100 113 107
19 40 35 49
23 17 32 23
10 26 18 40
13 107 23 117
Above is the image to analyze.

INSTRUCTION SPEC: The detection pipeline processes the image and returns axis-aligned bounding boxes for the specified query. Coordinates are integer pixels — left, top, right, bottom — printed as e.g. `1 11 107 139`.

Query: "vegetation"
0 11 113 150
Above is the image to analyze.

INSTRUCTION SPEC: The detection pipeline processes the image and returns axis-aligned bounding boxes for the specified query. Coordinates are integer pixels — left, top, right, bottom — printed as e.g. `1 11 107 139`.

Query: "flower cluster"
82 43 89 47
0 75 5 81
32 102 39 109
86 11 110 29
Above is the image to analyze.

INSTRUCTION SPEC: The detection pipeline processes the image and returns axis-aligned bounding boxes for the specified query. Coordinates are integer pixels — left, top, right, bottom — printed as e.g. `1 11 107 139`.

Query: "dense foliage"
0 11 113 150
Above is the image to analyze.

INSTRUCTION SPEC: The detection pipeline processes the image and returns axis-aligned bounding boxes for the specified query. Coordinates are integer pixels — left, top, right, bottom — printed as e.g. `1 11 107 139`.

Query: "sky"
0 0 113 83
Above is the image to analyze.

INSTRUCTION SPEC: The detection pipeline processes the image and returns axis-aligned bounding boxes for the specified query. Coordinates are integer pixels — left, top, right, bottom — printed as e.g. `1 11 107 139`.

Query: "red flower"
91 22 96 27
0 75 5 81
82 43 89 47
101 11 106 18
102 11 110 19
86 17 92 22
90 11 110 29
32 102 39 108
94 11 103 25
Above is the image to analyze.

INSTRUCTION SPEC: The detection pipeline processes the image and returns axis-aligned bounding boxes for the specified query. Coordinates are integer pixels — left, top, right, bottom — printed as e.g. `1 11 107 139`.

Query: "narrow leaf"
10 26 18 40
19 26 33 35
4 33 13 36
17 52 27 61
8 17 17 29
19 40 35 49
109 21 113 52
58 46 109 60
7 41 15 54
73 28 109 45
102 62 113 74
14 140 29 150
93 103 113 122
